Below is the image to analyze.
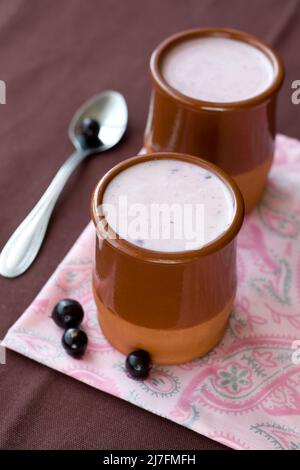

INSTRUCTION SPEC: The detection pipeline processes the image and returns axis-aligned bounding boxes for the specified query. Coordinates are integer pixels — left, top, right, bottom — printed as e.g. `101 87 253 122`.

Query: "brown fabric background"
0 0 299 450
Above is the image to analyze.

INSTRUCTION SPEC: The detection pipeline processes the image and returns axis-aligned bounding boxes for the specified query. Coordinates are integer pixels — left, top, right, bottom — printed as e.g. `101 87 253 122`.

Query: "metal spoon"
0 90 128 278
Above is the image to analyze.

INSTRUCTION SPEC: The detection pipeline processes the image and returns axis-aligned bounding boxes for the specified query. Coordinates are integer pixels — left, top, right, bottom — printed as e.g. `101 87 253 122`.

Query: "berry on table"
125 349 151 380
62 328 88 358
51 299 84 329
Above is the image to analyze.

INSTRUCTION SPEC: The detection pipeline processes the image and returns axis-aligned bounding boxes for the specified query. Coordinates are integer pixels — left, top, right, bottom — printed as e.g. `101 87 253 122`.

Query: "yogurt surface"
102 159 235 252
161 36 274 102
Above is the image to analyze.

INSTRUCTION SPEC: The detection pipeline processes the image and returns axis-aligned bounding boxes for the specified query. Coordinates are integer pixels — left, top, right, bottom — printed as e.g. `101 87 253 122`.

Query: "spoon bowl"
70 91 128 153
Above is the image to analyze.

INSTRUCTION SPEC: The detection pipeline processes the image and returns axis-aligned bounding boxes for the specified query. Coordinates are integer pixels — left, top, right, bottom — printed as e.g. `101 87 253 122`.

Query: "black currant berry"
62 328 88 358
79 117 100 147
52 299 84 329
125 349 151 380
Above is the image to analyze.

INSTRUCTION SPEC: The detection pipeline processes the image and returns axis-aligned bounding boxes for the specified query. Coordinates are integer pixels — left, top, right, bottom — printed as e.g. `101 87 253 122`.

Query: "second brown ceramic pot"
144 28 284 212
91 152 244 365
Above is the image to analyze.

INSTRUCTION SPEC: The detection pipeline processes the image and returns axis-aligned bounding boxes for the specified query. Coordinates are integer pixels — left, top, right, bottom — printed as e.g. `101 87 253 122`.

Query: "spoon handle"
0 150 87 278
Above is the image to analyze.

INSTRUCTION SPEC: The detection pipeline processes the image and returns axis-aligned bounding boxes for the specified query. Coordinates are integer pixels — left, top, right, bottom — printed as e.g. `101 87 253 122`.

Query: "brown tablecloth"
0 0 299 450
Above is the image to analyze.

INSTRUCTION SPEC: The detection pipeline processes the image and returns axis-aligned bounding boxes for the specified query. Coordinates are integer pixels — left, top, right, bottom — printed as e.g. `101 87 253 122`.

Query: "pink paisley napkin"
3 134 300 450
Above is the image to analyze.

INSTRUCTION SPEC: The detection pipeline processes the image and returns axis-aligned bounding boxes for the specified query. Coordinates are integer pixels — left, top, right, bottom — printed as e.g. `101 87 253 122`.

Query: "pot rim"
150 27 284 111
91 152 245 263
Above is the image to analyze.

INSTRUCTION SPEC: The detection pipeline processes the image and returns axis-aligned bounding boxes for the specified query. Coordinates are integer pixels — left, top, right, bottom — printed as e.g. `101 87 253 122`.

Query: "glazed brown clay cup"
144 28 284 213
91 152 244 365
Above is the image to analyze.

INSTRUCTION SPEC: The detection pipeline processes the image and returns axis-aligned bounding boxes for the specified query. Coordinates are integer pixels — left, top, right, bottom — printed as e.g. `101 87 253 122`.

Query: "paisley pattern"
64 366 120 396
250 423 300 450
139 367 181 398
2 135 300 450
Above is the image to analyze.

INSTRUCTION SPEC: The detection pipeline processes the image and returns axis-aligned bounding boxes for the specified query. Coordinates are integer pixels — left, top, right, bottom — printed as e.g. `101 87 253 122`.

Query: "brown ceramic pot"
144 28 284 212
91 152 244 365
